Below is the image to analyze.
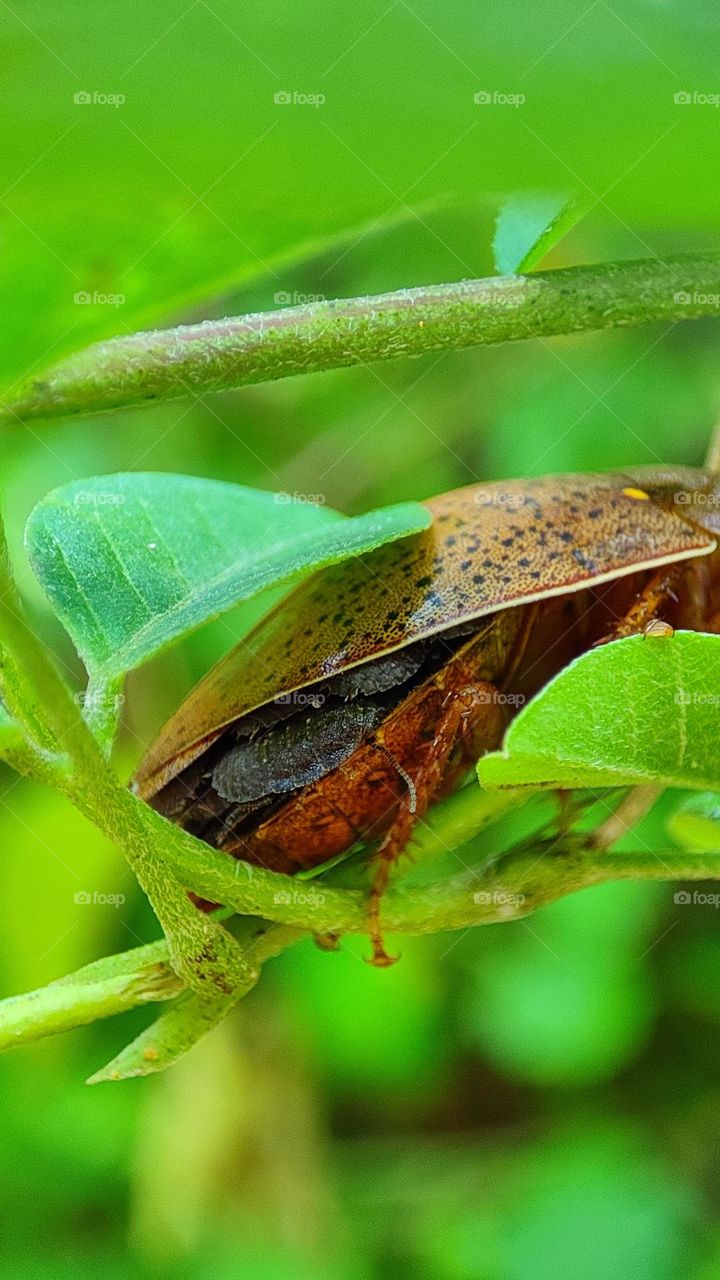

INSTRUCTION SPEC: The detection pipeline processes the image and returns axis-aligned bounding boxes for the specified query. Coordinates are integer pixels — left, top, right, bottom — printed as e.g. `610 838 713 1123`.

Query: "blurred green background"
3 2 720 1277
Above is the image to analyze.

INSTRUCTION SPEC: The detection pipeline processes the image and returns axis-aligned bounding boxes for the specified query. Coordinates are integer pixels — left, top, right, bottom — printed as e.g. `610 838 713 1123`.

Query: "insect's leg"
596 565 682 643
367 679 504 968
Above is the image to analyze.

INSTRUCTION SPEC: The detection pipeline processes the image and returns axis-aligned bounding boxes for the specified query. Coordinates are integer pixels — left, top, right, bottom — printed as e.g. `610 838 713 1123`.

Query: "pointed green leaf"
87 987 240 1083
493 192 588 275
478 632 720 792
25 473 430 679
86 918 305 1080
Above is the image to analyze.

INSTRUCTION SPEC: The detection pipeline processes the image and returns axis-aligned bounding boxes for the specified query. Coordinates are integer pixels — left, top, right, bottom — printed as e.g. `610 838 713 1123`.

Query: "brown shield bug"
134 467 720 965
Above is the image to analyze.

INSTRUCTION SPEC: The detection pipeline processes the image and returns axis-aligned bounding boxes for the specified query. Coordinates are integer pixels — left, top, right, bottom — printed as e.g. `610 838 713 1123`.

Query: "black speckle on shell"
135 468 719 800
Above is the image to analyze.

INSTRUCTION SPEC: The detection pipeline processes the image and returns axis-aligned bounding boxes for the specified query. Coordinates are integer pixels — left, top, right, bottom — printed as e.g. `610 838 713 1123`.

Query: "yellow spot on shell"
622 487 650 501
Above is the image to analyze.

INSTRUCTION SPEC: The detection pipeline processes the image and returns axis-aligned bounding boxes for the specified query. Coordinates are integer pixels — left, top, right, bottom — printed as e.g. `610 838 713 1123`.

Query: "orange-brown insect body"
134 467 720 959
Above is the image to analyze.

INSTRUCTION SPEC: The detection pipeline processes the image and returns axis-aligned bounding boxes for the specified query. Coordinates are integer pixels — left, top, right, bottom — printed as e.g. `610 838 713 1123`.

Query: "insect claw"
368 884 400 966
366 940 400 968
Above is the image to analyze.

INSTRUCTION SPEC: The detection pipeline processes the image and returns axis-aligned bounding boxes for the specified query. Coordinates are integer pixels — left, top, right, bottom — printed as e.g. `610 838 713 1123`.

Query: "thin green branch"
5 252 720 423
0 515 256 997
381 843 720 935
87 921 303 1082
0 922 303 1062
103 790 720 940
2 832 718 1060
0 941 182 1051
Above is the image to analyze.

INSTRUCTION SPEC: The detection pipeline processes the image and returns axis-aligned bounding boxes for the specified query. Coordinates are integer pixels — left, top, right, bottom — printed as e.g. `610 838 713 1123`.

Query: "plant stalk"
5 252 720 422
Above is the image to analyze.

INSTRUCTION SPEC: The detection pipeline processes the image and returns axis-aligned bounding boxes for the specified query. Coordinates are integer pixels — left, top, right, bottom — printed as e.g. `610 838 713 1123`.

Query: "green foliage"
463 882 659 1084
26 473 429 679
3 8 720 1265
478 632 720 791
495 1124 694 1280
3 0 720 396
493 192 587 274
279 935 449 1094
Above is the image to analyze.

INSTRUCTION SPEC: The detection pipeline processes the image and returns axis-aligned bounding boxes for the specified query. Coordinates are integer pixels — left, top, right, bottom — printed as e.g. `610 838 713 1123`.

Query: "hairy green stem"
95 789 720 940
0 941 182 1051
0 514 252 997
0 923 302 1058
86 920 303 1082
1 836 717 1058
5 252 720 422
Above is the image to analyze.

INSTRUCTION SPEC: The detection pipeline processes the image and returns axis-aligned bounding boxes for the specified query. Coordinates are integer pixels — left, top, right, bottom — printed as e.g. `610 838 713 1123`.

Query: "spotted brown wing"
135 468 716 797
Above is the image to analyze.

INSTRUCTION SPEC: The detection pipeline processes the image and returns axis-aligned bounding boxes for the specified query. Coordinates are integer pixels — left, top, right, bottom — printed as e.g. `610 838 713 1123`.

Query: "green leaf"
87 988 238 1083
25 473 429 679
493 192 587 274
478 632 720 792
667 791 720 851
